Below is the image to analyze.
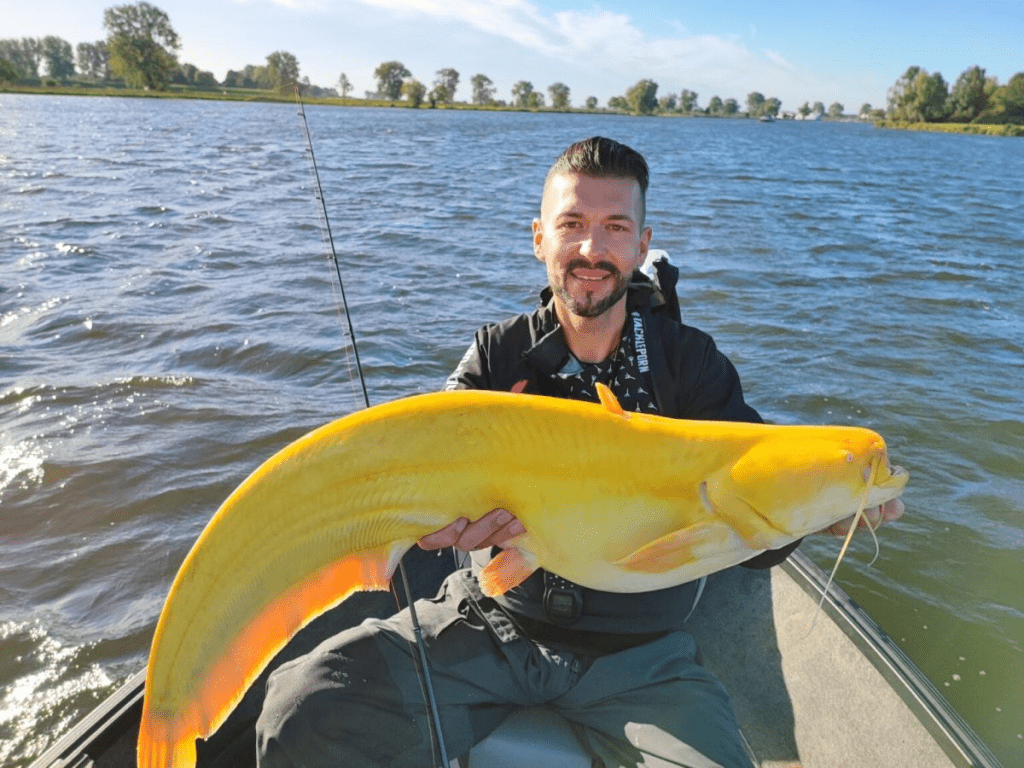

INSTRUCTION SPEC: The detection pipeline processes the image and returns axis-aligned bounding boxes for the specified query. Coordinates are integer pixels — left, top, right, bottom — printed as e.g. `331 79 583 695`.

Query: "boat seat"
461 708 592 767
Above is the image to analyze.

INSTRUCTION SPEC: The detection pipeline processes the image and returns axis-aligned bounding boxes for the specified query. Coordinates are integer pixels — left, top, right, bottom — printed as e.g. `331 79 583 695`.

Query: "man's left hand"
417 508 526 552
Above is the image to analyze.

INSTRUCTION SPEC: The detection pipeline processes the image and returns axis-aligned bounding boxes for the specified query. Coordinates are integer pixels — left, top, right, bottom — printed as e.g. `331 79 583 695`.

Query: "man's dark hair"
545 136 650 221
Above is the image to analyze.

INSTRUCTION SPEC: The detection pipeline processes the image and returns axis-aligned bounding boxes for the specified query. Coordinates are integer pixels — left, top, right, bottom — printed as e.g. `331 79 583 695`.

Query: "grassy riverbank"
9 83 1021 133
876 119 1024 137
1 81 409 107
0 81 597 112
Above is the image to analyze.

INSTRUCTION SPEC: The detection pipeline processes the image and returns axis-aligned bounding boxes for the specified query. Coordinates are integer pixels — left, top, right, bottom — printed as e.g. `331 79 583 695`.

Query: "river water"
1 94 1021 766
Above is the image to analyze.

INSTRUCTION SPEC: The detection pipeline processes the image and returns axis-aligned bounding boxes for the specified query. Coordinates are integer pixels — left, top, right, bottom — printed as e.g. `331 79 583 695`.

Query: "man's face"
533 172 652 319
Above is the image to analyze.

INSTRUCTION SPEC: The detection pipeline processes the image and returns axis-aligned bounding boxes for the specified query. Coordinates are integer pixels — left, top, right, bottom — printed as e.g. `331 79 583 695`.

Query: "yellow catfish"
137 384 908 766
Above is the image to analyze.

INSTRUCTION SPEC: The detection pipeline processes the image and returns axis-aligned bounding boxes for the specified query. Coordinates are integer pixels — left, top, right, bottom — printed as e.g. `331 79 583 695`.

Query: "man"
256 136 903 767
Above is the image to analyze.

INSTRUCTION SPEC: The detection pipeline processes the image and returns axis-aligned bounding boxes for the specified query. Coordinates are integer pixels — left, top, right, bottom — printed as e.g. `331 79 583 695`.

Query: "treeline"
885 65 1024 124
0 3 336 97
370 64 800 119
11 2 1018 127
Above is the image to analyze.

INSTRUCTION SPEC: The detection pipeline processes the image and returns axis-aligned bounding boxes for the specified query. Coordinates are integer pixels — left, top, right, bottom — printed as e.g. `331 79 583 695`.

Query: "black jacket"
445 273 799 635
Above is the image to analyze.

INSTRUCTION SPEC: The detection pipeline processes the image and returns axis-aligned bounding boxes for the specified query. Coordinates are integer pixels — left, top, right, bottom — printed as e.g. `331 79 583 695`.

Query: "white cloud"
257 0 823 104
553 10 644 56
350 0 557 52
763 49 798 72
339 0 791 83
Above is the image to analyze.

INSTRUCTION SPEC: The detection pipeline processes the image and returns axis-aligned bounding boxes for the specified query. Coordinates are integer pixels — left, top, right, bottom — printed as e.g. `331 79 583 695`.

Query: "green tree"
948 66 989 122
915 72 949 121
548 82 570 109
887 66 925 119
232 64 271 88
0 42 21 79
432 68 459 103
746 91 765 117
608 95 628 111
175 64 214 87
890 69 949 121
227 64 268 89
764 97 782 117
266 51 300 89
375 61 410 100
798 101 811 118
0 57 19 83
659 93 677 112
859 103 872 119
470 73 495 105
0 38 42 78
511 80 534 108
585 95 598 110
174 62 198 84
812 101 825 117
41 36 75 80
76 40 111 79
104 2 180 89
707 95 723 115
625 79 658 115
402 77 426 107
679 89 698 113
994 72 1024 119
338 73 352 98
723 98 739 116
827 102 844 118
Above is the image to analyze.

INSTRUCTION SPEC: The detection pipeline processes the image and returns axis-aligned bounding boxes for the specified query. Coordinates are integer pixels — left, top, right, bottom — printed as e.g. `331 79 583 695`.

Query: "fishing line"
294 86 451 768
293 87 370 411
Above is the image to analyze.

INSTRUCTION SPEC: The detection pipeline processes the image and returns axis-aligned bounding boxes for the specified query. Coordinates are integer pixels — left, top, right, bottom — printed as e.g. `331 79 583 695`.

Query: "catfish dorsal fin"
595 382 625 417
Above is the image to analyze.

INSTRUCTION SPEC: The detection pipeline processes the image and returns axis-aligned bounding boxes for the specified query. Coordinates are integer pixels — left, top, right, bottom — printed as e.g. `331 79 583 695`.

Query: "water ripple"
1 95 1022 767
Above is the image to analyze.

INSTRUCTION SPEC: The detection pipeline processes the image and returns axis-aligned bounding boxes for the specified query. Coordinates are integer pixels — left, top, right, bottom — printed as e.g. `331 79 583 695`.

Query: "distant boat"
759 114 776 122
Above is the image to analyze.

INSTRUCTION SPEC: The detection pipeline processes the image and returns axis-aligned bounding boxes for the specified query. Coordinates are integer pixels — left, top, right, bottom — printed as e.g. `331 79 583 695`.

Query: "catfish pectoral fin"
478 547 538 596
614 523 731 574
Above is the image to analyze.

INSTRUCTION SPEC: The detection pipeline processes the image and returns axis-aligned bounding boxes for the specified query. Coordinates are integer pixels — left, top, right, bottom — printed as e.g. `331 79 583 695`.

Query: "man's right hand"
417 508 525 552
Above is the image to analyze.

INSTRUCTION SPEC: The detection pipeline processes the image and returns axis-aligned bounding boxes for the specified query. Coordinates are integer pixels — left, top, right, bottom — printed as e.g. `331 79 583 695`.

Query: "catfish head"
703 425 909 550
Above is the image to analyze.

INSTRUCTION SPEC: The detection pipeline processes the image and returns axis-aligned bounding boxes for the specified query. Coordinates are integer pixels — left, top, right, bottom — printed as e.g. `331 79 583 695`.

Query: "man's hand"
418 508 526 552
822 498 905 536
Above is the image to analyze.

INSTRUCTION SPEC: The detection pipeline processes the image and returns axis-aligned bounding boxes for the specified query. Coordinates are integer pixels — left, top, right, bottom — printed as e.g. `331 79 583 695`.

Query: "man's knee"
256 631 420 766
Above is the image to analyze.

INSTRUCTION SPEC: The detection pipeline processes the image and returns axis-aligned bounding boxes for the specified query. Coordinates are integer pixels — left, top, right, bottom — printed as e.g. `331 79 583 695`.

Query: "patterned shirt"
552 312 659 415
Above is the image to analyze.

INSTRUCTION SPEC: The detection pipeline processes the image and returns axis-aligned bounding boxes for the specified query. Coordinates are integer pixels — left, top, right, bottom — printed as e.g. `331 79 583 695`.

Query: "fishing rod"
293 86 451 768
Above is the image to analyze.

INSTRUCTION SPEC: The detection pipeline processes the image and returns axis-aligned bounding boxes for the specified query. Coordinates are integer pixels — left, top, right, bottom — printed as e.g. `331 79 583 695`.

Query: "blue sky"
8 0 1023 111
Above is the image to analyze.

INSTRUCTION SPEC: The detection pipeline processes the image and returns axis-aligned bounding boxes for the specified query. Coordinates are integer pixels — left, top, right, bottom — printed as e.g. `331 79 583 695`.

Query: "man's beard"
554 259 631 318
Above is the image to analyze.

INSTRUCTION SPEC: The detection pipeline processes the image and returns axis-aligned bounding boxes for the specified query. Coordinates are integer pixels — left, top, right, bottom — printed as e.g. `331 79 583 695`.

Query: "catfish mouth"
866 462 909 507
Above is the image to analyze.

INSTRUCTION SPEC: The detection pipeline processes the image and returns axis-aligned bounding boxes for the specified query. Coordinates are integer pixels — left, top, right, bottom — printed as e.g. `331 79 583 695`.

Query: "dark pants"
256 570 750 768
